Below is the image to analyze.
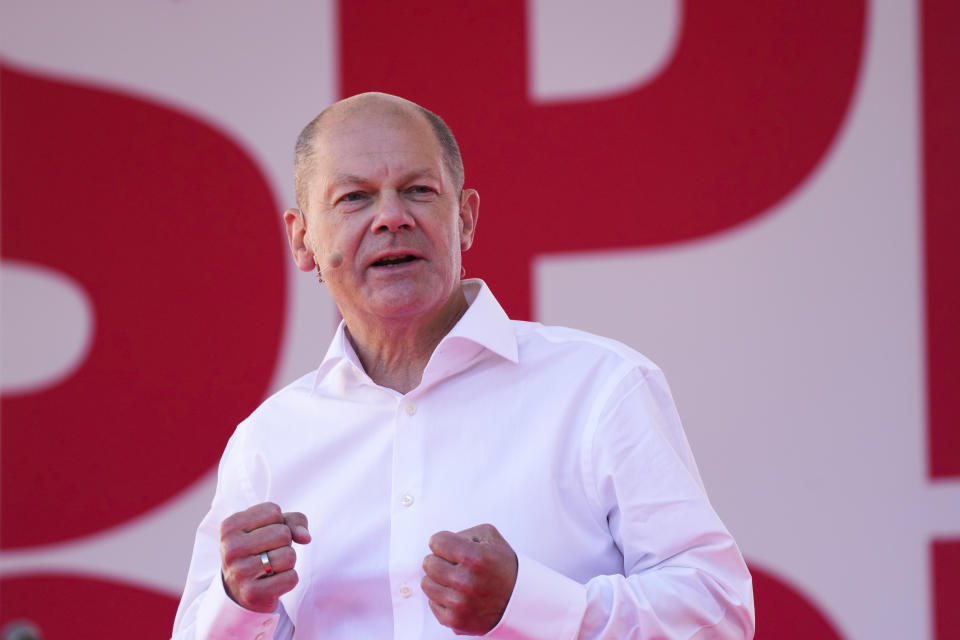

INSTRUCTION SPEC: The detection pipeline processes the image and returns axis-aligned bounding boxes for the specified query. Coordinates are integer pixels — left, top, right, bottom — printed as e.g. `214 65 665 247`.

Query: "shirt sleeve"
488 365 755 640
170 428 295 640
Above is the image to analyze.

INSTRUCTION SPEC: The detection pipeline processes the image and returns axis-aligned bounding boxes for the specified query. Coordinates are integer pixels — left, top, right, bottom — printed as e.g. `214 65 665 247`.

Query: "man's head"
283 92 479 326
293 93 465 213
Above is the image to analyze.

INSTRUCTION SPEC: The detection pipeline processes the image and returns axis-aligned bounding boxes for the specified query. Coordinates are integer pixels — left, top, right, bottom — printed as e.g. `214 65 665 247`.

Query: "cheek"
309 222 345 253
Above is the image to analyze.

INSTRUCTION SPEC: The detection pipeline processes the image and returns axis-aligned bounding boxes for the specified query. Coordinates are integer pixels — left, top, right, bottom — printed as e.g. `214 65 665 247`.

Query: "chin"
368 288 440 318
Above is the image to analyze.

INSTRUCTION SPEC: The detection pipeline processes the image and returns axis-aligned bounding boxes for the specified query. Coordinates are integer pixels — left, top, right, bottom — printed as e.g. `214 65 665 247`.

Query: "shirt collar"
441 279 518 363
311 278 518 393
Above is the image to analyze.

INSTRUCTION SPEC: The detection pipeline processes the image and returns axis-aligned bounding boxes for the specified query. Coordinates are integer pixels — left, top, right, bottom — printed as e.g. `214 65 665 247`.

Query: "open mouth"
371 255 419 267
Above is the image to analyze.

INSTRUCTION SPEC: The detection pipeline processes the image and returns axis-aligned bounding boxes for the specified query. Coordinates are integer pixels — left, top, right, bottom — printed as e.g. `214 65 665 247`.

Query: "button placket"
389 396 426 637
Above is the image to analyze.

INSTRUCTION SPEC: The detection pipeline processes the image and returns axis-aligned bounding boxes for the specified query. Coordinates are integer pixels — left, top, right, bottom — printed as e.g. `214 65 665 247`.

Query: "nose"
370 191 415 234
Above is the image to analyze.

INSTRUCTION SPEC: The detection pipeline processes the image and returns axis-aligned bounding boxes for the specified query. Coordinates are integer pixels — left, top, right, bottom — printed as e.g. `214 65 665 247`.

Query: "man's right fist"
219 502 311 612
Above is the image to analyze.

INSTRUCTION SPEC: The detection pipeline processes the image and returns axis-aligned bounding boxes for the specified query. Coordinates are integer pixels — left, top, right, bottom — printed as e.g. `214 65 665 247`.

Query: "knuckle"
423 555 440 576
220 513 241 536
281 569 300 591
222 568 238 588
263 501 282 515
220 538 242 564
429 600 447 622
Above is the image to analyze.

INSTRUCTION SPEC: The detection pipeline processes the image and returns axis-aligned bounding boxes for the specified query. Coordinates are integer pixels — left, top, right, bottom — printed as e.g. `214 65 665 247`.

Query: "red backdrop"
1 1 956 637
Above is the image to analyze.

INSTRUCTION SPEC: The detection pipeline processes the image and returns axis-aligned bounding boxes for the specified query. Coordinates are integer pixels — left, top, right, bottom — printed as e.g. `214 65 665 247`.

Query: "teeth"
375 255 414 266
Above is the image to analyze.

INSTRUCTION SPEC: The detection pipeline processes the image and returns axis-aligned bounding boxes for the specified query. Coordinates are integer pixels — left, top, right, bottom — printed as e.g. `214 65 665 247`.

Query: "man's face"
292 103 477 325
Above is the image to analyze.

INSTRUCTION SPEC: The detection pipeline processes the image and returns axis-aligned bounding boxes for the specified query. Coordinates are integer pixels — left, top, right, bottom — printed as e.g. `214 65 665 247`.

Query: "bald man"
172 93 755 639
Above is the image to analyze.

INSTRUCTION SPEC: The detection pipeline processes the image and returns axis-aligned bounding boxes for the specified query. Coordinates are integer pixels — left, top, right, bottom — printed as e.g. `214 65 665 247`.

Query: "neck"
343 288 469 394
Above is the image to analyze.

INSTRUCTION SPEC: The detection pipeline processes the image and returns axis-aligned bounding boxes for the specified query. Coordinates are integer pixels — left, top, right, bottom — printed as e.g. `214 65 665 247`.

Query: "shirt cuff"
484 552 587 640
195 572 282 639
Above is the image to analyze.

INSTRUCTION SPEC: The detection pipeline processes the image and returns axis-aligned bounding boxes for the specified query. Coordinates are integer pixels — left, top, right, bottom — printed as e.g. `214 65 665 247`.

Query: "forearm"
487 547 753 640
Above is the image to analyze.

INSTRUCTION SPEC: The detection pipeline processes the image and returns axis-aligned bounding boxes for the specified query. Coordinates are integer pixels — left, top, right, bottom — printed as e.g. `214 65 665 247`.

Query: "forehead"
312 106 445 179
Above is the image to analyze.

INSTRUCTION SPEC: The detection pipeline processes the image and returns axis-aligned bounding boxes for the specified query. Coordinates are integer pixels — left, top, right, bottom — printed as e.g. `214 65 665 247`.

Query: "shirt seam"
579 363 647 534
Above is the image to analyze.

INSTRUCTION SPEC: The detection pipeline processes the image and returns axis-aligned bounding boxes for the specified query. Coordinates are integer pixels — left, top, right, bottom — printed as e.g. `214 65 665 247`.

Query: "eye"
406 185 436 198
337 191 368 204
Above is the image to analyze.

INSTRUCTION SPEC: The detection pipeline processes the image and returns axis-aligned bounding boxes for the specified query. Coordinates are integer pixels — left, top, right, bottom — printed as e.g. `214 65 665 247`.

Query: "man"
172 92 755 639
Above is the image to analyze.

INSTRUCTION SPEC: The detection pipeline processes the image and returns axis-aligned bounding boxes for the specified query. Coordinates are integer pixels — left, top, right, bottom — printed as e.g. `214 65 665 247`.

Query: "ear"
457 189 479 252
283 208 317 272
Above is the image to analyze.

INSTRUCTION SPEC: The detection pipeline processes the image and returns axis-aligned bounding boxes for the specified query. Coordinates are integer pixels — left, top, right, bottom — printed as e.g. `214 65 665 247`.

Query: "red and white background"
1 1 957 638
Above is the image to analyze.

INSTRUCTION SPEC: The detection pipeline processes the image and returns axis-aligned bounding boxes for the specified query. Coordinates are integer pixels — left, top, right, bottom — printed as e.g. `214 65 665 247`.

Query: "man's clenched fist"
219 502 311 612
421 523 518 635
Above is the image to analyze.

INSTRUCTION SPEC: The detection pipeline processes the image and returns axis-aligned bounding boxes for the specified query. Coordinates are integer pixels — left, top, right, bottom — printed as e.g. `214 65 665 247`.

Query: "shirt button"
400 493 414 507
399 584 412 598
261 618 272 627
404 403 416 416
255 634 265 640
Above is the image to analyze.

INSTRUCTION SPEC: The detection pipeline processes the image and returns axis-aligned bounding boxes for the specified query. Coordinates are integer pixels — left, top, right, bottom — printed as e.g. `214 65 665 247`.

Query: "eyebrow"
398 167 442 183
326 168 444 198
329 173 371 189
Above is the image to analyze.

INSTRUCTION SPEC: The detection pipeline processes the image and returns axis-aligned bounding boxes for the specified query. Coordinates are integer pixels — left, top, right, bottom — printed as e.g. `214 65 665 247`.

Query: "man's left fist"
421 523 519 635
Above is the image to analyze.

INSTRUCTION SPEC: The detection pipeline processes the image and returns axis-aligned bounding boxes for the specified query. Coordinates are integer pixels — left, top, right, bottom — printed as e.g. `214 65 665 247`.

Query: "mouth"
370 254 421 268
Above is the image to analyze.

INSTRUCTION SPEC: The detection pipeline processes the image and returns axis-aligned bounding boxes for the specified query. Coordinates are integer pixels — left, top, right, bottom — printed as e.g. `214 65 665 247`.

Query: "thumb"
283 511 312 543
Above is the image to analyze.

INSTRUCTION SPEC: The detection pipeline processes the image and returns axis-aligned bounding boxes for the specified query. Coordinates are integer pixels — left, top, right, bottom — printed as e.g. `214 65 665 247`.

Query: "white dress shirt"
172 279 754 639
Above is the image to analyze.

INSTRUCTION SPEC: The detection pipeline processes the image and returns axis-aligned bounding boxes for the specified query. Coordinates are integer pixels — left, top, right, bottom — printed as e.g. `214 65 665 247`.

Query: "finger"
256 546 297 577
427 598 452 627
244 522 294 554
222 522 294 566
221 502 285 537
421 575 464 610
428 530 476 563
226 546 295 584
422 553 459 586
260 568 299 594
229 568 300 613
282 511 311 543
424 584 472 635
